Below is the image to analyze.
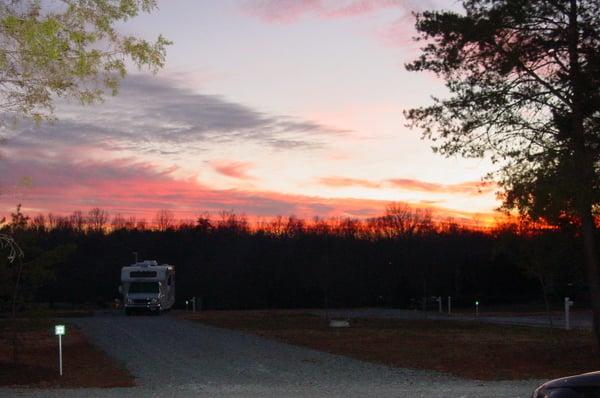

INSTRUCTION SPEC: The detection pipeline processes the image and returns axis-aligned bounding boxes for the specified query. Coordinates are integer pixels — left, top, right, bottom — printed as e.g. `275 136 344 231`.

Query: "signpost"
565 297 574 330
54 324 65 376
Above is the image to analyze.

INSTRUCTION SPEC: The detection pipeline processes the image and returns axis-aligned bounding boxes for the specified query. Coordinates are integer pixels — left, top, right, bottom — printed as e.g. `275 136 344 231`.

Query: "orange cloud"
387 178 495 195
318 175 495 196
211 161 256 180
318 176 381 188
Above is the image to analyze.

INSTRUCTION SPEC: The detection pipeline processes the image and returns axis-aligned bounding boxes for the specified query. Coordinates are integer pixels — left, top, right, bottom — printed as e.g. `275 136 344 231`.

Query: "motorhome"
119 260 175 315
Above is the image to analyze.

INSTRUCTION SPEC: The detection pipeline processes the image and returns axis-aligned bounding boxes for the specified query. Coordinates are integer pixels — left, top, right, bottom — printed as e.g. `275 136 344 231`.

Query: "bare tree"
154 209 175 231
111 213 127 231
69 211 86 232
87 208 108 232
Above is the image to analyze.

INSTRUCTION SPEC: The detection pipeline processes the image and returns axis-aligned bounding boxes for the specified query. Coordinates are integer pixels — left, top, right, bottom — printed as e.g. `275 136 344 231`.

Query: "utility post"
564 297 574 330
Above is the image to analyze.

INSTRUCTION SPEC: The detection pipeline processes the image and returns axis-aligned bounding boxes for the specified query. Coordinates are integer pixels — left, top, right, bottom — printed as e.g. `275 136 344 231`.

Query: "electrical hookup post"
55 324 65 376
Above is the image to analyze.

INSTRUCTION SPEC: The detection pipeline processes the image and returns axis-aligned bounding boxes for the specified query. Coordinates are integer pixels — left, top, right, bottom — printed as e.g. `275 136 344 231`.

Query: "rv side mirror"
118 285 122 294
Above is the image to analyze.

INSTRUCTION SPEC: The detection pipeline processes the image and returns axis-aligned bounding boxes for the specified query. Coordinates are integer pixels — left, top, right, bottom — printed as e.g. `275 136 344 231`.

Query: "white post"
448 296 452 315
58 334 63 376
565 297 574 330
55 324 65 376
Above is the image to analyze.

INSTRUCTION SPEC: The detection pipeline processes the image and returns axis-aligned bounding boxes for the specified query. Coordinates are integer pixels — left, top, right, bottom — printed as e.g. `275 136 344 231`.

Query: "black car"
533 371 600 397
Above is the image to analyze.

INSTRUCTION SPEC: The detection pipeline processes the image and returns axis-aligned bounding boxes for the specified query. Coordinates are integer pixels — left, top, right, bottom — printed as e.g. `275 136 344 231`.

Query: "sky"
0 0 502 226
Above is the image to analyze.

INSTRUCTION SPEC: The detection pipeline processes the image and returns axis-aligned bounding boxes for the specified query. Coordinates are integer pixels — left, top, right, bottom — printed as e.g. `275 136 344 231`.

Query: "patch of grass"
184 310 600 380
0 318 134 388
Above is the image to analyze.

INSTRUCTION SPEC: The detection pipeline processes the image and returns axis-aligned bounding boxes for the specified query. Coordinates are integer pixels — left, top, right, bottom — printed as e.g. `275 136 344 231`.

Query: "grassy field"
184 309 600 380
0 317 134 388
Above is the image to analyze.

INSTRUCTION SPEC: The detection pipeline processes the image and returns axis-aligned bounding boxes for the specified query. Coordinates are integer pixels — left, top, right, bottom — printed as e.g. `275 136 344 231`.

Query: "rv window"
128 282 159 294
130 271 157 278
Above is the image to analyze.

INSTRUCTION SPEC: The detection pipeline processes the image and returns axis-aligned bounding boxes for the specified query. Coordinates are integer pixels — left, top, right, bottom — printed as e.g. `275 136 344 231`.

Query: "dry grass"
184 309 600 380
0 318 135 388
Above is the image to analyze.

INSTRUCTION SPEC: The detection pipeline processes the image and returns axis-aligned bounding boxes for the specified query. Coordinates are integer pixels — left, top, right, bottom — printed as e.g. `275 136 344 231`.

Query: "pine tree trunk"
581 204 600 345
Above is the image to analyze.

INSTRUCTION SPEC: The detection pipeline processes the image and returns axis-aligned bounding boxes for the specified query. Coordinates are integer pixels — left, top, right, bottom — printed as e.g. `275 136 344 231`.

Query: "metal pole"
565 297 573 330
448 296 451 315
59 334 63 376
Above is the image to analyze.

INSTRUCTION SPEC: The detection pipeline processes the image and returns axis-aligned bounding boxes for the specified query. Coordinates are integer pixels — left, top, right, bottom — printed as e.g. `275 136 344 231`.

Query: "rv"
119 260 175 315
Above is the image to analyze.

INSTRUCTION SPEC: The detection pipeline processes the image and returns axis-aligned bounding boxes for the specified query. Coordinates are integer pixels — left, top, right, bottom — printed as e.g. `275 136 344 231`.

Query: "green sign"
55 325 65 336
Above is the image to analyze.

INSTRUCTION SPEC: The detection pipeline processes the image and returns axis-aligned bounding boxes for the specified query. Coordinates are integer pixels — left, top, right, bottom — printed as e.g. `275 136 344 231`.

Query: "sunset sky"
0 0 501 225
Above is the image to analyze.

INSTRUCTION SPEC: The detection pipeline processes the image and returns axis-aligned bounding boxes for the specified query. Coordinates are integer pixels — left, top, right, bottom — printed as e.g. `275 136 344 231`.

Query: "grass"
0 318 134 388
183 309 600 380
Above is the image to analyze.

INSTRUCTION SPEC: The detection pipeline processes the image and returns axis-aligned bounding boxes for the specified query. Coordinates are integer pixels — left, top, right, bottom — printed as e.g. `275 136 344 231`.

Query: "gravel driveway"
2 312 541 397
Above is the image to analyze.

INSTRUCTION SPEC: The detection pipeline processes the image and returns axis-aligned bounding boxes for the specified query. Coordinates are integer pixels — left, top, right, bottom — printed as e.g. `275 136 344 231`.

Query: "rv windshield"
128 282 159 294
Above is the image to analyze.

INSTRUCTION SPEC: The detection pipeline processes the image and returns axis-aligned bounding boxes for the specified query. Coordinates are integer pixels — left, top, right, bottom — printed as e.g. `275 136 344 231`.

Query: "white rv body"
120 260 175 314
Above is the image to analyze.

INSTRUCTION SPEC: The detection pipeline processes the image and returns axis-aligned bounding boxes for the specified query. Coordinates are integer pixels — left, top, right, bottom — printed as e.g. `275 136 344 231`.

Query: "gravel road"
2 312 541 397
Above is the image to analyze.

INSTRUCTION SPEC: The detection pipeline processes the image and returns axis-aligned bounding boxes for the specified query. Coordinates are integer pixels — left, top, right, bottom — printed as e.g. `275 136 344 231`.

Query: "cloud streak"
211 161 256 180
0 74 342 158
242 0 432 22
318 175 495 196
387 178 495 195
318 176 381 189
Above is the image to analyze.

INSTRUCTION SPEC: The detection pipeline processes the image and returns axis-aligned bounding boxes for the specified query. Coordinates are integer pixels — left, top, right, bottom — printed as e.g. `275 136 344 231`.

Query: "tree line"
0 204 588 312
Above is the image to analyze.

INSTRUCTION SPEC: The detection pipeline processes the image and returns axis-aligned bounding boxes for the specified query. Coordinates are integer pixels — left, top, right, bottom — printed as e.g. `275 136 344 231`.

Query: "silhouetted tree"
406 0 600 345
87 208 108 232
154 209 175 231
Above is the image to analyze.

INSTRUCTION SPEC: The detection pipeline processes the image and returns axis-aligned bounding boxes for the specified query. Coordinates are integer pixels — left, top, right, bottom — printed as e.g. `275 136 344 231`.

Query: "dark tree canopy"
405 0 600 225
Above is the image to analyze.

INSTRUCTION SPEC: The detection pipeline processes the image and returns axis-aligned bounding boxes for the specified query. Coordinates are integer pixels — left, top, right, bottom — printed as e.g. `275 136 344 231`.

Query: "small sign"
55 325 65 336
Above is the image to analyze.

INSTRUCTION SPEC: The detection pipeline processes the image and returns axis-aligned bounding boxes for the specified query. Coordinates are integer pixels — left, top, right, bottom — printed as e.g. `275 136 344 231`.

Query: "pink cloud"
318 175 495 196
387 178 495 195
242 0 428 23
211 160 256 180
318 176 381 188
377 16 419 48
